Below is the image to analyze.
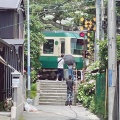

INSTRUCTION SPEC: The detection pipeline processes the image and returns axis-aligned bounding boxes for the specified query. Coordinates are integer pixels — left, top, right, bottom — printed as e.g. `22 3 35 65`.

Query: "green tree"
24 3 46 71
29 0 95 31
98 35 120 70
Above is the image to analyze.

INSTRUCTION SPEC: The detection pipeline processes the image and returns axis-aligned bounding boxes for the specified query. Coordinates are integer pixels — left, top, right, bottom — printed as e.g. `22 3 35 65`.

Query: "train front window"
43 39 54 54
71 38 84 55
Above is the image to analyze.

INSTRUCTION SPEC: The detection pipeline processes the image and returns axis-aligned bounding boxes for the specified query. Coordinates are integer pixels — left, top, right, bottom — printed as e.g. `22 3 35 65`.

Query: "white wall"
11 75 25 120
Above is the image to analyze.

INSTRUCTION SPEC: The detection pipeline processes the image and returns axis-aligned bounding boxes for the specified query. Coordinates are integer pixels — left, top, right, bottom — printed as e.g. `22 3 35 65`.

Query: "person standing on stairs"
65 75 75 106
56 54 64 81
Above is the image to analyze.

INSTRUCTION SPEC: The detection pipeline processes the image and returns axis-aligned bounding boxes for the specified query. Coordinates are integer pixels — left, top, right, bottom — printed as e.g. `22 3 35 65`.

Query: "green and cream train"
38 31 85 80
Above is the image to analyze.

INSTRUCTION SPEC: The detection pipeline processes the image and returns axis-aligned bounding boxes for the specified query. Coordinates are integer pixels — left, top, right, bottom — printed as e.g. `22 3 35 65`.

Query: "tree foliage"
98 35 120 70
24 3 46 70
99 39 108 70
29 0 96 31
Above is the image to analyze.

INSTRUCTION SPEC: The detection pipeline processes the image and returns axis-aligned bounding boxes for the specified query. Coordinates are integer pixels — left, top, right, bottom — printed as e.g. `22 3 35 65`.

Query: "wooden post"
105 69 108 118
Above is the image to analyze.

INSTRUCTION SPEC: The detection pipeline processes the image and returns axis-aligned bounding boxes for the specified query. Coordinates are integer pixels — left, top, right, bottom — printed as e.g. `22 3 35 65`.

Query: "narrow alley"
20 80 101 120
21 105 100 120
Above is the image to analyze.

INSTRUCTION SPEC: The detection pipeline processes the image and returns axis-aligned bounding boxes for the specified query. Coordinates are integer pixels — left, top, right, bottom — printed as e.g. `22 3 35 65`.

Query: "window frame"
43 39 54 54
71 38 84 55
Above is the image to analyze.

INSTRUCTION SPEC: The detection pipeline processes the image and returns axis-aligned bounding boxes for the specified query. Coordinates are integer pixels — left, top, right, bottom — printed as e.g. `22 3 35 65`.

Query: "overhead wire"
0 0 86 31
0 12 45 30
0 10 79 30
0 21 25 30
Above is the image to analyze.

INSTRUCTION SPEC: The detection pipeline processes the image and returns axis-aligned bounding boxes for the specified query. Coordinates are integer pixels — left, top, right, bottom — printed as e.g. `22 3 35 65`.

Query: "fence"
96 73 106 98
96 72 107 118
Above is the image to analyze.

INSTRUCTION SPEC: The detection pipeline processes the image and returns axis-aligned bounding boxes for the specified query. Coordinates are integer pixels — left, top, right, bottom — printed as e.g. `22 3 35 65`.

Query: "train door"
60 38 65 55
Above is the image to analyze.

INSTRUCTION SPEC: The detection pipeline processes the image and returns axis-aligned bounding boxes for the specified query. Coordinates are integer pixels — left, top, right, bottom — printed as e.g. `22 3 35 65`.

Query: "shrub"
30 83 37 99
0 102 4 111
89 96 96 112
26 83 37 99
77 80 95 108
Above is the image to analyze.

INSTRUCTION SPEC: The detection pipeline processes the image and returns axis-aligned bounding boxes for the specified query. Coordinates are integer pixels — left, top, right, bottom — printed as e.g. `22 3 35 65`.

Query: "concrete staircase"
39 80 67 105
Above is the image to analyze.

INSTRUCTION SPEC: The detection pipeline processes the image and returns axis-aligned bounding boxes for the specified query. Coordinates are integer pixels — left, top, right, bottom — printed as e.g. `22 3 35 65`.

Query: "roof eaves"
0 0 23 10
0 38 12 47
3 39 25 45
16 0 23 10
0 7 16 10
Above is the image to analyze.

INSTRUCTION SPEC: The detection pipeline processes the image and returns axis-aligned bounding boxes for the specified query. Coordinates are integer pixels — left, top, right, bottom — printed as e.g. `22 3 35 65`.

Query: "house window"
43 39 54 54
71 38 83 55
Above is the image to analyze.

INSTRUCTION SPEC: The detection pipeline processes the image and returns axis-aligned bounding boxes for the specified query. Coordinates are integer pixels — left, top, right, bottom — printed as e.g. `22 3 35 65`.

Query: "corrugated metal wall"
0 49 5 101
0 46 23 101
0 10 17 39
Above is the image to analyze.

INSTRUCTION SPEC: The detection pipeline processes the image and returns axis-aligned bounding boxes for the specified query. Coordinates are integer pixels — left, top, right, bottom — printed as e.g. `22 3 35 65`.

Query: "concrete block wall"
11 75 25 120
34 80 40 106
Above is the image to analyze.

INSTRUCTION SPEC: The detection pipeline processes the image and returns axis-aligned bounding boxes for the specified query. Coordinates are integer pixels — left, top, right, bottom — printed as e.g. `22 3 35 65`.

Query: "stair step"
41 90 66 93
40 86 67 90
40 84 66 86
39 99 66 102
40 85 66 88
40 96 66 99
40 86 66 89
39 80 69 105
40 83 66 85
39 80 66 82
39 101 66 105
40 93 66 96
40 80 66 82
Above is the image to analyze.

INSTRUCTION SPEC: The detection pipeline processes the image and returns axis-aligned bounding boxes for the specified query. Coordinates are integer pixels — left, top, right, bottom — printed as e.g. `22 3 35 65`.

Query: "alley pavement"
21 104 101 120
0 115 10 120
0 112 11 120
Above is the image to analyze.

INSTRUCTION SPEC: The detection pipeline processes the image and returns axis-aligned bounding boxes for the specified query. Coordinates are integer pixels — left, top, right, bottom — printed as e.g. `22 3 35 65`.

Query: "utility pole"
108 0 117 119
101 0 104 40
95 0 100 61
27 0 31 97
